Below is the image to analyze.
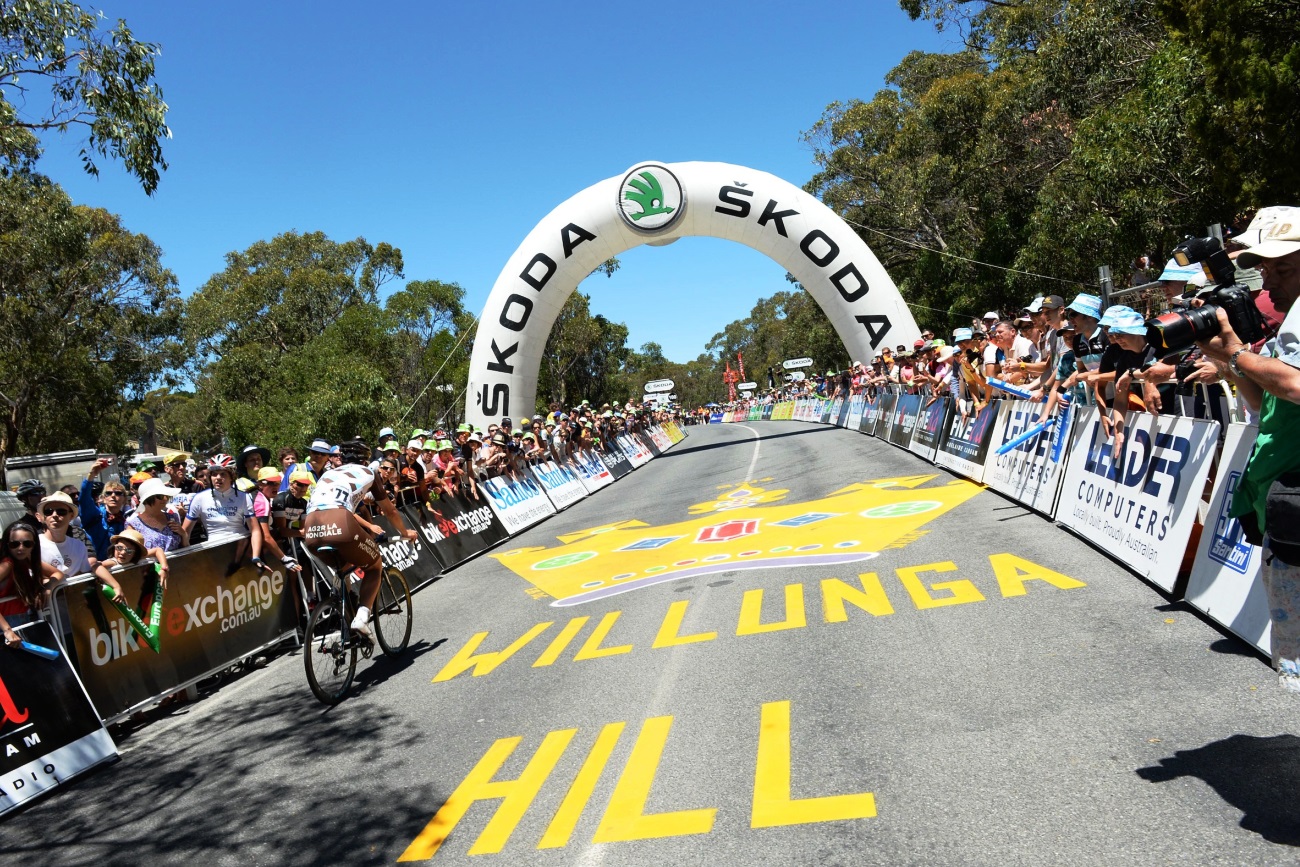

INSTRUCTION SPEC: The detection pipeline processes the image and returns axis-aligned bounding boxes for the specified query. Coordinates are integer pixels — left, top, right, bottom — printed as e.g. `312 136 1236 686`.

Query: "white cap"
137 478 182 503
1236 206 1300 268
407 438 423 449
983 311 1000 320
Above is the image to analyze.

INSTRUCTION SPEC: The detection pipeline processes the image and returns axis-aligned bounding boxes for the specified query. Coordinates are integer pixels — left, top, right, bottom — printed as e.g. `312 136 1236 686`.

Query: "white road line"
736 424 762 483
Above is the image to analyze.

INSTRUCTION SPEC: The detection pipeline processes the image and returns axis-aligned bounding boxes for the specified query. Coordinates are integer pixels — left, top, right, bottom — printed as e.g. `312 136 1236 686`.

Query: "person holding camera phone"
1194 206 1300 694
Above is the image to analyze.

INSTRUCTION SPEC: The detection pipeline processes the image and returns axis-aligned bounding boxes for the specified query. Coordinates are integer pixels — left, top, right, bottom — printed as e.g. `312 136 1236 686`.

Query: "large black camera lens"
1146 305 1222 354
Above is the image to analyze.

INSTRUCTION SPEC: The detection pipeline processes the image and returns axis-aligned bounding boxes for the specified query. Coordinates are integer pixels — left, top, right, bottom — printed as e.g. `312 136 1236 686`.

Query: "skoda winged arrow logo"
624 172 674 221
617 163 685 232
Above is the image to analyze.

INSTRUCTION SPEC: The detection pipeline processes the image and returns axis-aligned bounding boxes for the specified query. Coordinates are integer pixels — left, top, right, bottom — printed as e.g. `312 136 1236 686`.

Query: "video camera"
1146 236 1265 355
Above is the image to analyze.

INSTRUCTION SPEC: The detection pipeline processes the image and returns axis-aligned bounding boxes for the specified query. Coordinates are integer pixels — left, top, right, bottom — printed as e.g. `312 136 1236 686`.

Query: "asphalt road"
6 421 1299 866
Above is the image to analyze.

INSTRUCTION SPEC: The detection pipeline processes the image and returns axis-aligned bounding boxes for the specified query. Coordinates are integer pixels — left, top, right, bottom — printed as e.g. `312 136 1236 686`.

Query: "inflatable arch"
465 160 920 429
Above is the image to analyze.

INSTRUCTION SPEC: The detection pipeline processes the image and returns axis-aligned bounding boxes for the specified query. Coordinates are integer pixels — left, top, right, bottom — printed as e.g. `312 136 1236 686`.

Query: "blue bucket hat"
1105 307 1148 336
952 327 973 342
1066 293 1104 320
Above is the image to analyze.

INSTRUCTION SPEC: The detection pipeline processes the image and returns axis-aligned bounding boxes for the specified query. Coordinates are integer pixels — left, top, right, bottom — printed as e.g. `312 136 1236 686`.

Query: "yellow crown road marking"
431 554 1085 685
397 701 877 862
492 476 984 607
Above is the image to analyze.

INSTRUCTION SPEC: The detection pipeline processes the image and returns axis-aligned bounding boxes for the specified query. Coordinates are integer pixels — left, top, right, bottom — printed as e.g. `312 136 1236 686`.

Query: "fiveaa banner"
908 398 951 463
0 621 117 814
934 402 1001 483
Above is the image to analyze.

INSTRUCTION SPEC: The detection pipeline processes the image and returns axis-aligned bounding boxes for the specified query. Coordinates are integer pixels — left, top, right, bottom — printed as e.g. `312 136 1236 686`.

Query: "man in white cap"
1195 205 1300 694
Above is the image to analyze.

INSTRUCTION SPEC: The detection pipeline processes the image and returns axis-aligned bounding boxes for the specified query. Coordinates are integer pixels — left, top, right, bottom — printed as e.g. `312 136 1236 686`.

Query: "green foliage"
537 291 629 412
0 0 170 192
384 279 473 430
806 0 1300 329
184 231 406 451
0 170 181 484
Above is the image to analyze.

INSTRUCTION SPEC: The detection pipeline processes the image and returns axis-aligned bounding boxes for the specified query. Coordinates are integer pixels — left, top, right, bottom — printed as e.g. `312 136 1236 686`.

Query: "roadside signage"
782 358 814 370
0 621 117 815
644 379 674 393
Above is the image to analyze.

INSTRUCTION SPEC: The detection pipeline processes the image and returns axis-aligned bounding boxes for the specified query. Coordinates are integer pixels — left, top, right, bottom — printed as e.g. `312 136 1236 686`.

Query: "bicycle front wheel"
374 568 413 656
303 599 357 705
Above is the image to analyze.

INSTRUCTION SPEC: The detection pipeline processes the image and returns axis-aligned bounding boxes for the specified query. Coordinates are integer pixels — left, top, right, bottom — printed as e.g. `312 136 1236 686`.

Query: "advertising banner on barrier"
661 421 686 443
58 540 298 721
846 395 865 430
406 491 509 570
1056 413 1219 588
762 403 774 421
832 396 848 427
571 449 615 492
646 426 673 451
0 621 118 814
934 402 1001 483
374 512 442 593
982 400 1077 515
1184 424 1271 656
482 472 559 535
601 445 633 479
873 393 898 439
638 431 663 457
616 434 652 467
709 412 723 424
820 399 836 425
530 460 588 510
859 394 883 434
908 398 951 462
888 393 922 447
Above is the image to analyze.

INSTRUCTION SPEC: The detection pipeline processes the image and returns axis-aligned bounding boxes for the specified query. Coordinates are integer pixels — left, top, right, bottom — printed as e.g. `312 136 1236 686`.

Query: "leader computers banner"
1056 413 1219 588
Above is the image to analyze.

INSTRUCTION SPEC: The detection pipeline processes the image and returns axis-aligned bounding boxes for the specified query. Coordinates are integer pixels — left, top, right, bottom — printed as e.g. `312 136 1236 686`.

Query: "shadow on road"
1136 733 1300 845
3 688 445 866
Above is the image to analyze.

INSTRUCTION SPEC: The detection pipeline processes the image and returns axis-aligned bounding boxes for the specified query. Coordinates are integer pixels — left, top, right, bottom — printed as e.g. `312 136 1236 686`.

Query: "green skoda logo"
618 163 684 232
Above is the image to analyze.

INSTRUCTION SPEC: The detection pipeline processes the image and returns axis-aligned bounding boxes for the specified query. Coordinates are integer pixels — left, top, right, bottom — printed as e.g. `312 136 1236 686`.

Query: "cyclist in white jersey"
302 439 417 638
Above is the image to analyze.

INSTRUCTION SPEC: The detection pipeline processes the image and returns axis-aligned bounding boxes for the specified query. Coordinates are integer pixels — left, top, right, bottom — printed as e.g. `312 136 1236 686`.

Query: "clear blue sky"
38 1 954 363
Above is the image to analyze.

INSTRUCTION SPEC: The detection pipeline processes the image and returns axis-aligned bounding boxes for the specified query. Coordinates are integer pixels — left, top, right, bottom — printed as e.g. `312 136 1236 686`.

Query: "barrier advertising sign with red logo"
403 493 509 571
571 449 615 493
1055 413 1219 588
0 621 117 815
1184 423 1271 656
908 397 951 463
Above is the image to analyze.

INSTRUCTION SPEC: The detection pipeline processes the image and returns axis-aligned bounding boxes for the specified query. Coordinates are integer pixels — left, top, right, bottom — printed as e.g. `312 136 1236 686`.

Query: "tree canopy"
1 0 170 193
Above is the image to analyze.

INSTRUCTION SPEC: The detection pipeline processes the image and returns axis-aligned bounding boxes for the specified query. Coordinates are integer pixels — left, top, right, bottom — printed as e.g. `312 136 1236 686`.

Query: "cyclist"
302 438 417 639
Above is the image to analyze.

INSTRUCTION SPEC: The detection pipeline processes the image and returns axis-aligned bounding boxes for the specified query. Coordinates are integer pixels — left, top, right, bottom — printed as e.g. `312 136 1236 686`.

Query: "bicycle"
301 537 413 705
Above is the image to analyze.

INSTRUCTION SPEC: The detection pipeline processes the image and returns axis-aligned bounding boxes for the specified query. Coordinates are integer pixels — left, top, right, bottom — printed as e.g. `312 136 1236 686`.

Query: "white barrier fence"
742 397 1268 656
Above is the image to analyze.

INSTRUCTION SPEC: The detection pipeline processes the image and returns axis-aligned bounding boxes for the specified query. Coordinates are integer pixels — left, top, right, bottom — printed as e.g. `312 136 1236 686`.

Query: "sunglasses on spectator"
8 540 34 549
380 464 396 470
43 507 71 517
103 490 125 498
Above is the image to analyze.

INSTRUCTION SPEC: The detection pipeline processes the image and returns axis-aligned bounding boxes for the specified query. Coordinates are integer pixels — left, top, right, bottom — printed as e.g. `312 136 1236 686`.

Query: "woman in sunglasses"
37 491 124 601
0 523 65 647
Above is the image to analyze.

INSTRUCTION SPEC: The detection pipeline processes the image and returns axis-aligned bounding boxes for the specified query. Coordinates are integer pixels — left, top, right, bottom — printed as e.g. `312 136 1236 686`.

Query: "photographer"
1194 208 1300 694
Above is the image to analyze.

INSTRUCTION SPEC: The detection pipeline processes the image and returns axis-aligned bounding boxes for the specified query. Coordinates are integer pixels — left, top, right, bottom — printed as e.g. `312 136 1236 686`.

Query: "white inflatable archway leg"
465 161 920 430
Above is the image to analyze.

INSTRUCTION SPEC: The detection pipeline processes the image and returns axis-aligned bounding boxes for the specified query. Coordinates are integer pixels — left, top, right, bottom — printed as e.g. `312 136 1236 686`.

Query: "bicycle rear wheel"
303 598 357 704
374 568 413 656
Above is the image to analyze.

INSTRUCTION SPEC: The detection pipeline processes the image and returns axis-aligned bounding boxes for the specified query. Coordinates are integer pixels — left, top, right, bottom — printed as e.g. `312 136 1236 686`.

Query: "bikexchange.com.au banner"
55 539 298 721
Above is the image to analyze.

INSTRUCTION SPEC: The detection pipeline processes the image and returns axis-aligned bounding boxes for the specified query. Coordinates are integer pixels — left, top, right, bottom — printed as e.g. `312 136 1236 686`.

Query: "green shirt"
1229 391 1300 533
